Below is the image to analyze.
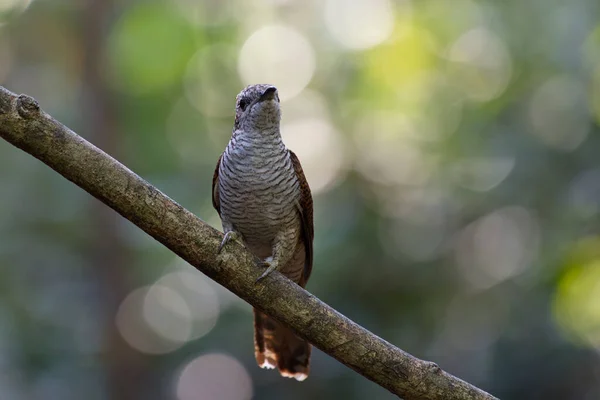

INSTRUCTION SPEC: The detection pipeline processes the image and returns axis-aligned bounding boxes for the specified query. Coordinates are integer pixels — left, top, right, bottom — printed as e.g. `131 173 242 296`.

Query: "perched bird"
212 84 314 381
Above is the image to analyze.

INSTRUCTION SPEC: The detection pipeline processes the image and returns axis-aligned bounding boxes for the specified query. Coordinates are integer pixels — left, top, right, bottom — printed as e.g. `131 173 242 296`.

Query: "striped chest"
217 133 300 247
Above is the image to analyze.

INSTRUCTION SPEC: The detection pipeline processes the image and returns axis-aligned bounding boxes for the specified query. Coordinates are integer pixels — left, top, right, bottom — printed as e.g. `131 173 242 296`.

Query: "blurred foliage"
108 3 198 95
1 0 600 399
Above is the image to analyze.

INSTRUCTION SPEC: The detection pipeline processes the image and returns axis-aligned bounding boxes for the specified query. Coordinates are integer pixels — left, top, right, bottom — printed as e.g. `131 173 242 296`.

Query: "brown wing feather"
288 150 314 285
212 153 223 216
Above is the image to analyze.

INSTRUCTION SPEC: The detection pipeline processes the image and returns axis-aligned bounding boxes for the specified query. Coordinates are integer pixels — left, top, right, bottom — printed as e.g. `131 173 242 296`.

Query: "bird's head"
233 84 281 133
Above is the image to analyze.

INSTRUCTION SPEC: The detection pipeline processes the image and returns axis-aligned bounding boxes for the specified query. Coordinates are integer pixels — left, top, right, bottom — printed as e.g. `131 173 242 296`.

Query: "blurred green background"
1 0 600 399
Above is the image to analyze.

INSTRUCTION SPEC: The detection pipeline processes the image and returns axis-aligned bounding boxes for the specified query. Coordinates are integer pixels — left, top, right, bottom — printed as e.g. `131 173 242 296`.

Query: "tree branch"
0 85 498 400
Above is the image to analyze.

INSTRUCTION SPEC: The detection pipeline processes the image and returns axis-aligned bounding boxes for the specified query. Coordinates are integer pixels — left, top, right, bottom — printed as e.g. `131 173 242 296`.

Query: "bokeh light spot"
324 0 396 50
446 27 512 102
115 287 186 354
143 284 192 344
154 270 220 341
238 25 315 102
554 255 600 349
354 111 434 187
175 353 253 400
456 206 540 290
528 75 590 151
282 118 345 194
450 157 515 192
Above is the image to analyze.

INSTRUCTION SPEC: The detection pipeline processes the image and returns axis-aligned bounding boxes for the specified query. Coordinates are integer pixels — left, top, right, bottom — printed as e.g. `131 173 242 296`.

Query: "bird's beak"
259 86 279 102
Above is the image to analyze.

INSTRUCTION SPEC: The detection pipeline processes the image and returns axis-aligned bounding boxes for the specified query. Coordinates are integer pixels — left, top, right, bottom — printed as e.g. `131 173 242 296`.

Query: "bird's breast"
218 142 300 248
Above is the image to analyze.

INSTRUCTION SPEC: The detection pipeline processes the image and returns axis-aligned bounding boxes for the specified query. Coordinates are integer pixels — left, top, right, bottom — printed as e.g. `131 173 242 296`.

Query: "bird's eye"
239 98 249 111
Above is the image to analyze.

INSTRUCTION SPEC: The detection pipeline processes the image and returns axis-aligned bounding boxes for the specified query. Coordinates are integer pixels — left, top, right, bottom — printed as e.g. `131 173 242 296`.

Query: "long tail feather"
254 308 311 381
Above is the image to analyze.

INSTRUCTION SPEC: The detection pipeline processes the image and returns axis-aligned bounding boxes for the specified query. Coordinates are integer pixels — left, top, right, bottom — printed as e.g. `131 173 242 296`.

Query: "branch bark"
0 85 498 400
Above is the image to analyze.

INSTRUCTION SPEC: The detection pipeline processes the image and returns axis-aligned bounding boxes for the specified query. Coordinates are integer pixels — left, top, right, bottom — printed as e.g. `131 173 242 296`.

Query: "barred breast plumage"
212 84 314 381
218 128 304 281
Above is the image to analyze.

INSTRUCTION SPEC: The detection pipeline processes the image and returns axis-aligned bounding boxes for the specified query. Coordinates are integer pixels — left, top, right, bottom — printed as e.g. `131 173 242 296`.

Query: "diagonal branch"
0 85 498 400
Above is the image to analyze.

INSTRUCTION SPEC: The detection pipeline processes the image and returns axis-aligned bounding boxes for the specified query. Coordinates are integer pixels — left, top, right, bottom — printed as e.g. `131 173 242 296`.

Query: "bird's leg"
256 256 277 282
256 227 297 282
216 229 244 268
218 221 243 254
218 230 243 254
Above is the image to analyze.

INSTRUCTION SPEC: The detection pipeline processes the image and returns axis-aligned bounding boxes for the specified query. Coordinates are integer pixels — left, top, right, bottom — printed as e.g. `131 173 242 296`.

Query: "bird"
211 84 314 381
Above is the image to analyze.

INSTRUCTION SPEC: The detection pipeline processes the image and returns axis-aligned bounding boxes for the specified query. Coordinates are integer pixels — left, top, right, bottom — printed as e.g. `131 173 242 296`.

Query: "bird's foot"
218 231 241 254
256 256 278 282
217 231 243 268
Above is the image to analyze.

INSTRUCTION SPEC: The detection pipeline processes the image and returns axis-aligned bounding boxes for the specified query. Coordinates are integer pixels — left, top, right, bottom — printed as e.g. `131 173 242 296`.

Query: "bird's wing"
288 150 314 285
212 153 223 216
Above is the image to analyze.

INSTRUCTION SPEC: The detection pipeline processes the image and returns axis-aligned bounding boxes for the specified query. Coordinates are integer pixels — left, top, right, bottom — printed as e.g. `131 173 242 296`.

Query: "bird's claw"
218 231 240 254
256 258 278 282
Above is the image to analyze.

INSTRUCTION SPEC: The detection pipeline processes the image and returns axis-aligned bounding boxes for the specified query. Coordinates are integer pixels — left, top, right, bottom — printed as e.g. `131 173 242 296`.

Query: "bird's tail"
253 308 311 381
